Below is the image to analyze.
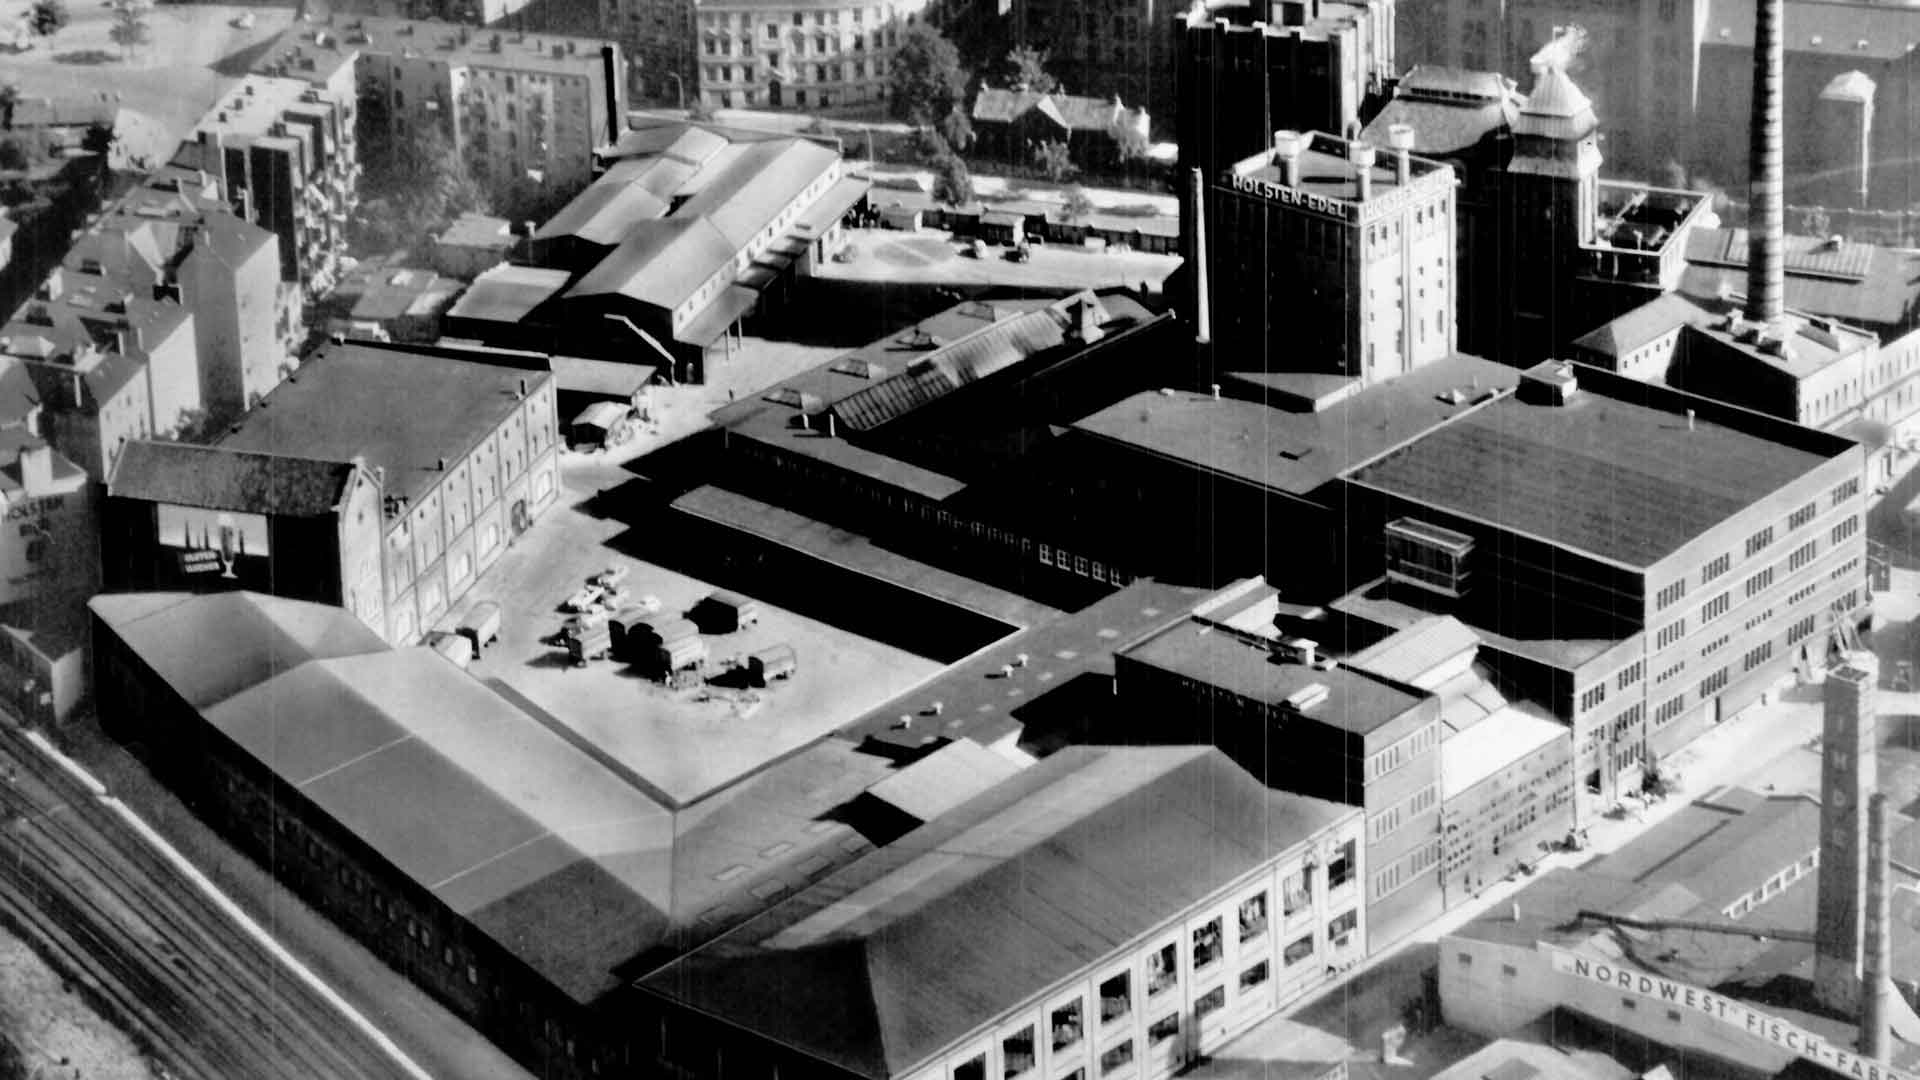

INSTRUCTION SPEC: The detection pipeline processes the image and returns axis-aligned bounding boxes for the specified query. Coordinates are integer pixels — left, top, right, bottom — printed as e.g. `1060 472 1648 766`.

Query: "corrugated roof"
89 590 387 710
641 747 1356 1080
832 306 1070 432
109 441 357 517
1345 381 1840 568
1679 227 1919 333
206 648 675 1004
862 738 1023 822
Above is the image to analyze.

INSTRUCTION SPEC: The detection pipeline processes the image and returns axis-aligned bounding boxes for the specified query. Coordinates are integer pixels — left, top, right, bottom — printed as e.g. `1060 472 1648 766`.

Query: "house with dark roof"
525 119 867 383
970 88 1149 174
636 746 1364 1080
101 441 386 630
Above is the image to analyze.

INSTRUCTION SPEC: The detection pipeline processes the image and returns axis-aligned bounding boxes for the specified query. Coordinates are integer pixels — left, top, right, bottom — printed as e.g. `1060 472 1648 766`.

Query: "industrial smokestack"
1190 168 1210 346
1864 792 1893 1062
600 44 622 146
1745 0 1786 325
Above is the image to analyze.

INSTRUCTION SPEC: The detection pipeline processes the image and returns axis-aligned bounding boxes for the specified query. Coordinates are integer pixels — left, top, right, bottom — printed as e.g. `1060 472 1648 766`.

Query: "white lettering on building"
1548 947 1915 1080
1222 171 1439 227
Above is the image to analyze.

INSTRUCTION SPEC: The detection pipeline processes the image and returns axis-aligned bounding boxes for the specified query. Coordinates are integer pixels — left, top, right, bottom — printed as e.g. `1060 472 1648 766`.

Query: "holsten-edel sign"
1548 948 1916 1080
1223 170 1434 226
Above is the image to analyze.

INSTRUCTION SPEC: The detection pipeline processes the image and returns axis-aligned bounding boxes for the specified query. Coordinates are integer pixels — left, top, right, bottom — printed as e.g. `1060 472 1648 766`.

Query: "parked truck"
747 644 797 686
458 602 502 651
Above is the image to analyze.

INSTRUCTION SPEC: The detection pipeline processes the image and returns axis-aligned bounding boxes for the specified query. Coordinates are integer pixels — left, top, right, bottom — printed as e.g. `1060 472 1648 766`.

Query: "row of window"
1371 841 1440 901
1367 723 1438 780
1368 783 1438 843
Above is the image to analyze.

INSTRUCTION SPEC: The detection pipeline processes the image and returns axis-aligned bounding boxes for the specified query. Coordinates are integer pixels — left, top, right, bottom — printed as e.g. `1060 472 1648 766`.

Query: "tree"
922 133 972 207
81 120 115 157
687 98 717 122
888 24 966 128
1801 205 1834 238
108 0 153 59
1032 138 1075 182
0 84 17 133
1061 186 1096 222
1004 46 1057 94
938 103 974 153
0 138 27 172
801 115 836 137
28 0 68 39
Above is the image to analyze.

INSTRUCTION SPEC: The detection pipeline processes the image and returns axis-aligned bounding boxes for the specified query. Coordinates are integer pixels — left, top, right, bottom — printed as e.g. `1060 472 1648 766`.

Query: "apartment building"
171 76 357 297
693 0 927 112
607 0 693 105
258 18 624 193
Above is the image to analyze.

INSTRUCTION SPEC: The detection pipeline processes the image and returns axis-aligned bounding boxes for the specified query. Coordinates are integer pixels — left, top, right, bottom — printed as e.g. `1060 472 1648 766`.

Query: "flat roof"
185 76 318 142
1333 580 1626 673
1072 354 1522 496
1345 367 1848 568
1439 704 1565 800
1346 615 1480 688
261 18 615 79
1681 227 1920 333
209 649 674 1004
641 746 1357 1080
443 264 571 324
218 342 551 507
1230 130 1453 205
838 578 1208 753
436 212 513 251
1121 618 1427 735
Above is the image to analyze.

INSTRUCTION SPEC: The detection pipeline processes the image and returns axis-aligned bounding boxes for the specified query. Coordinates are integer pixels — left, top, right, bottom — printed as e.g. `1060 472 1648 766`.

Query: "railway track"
0 727 424 1080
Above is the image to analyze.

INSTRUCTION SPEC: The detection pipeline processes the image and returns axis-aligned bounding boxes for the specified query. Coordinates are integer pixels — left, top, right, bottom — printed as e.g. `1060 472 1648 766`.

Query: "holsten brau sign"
1222 171 1433 227
1548 947 1914 1080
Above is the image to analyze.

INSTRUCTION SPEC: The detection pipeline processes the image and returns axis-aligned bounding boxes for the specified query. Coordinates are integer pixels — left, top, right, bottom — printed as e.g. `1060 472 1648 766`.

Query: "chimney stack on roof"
1349 142 1377 201
1387 123 1416 184
1273 131 1304 188
1745 0 1787 326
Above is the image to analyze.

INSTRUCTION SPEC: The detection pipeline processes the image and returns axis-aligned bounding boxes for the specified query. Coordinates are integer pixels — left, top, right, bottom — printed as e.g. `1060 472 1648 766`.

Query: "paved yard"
2 3 296 168
819 228 1180 291
454 476 941 807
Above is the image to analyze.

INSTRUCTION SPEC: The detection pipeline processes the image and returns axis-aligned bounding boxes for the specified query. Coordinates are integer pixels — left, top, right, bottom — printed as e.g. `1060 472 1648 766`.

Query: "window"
1833 477 1860 506
1240 962 1271 990
1789 541 1818 572
1099 973 1130 1025
1616 662 1643 690
1196 987 1226 1022
1579 684 1607 712
1788 614 1818 644
1147 942 1178 997
1744 641 1773 672
1002 1027 1035 1080
1239 893 1269 944
1282 867 1311 916
1051 999 1083 1053
1193 918 1223 970
1790 502 1817 530
1653 695 1685 727
1699 667 1729 698
1148 1014 1180 1047
1746 567 1774 598
1832 516 1860 545
1099 1041 1134 1076
1327 841 1355 889
1655 580 1686 610
1702 553 1731 583
955 1054 986 1080
1328 910 1358 943
1656 620 1686 648
1701 593 1730 623
1283 934 1315 967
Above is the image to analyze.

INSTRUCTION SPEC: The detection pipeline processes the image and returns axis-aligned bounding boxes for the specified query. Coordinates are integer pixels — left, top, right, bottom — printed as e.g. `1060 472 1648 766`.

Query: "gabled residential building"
969 88 1148 174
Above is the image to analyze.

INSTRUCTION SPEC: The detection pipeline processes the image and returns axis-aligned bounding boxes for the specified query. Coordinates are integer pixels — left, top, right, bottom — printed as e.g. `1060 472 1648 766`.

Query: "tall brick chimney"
1745 0 1786 326
1815 655 1877 1015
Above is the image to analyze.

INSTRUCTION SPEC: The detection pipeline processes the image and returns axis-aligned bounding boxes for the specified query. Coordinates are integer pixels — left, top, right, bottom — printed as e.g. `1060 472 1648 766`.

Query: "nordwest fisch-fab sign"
1548 947 1915 1080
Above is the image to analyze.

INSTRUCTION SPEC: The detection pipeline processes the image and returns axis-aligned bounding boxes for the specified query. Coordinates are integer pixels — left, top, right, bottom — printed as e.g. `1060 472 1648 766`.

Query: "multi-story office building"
1206 130 1458 386
1174 0 1398 181
102 341 561 645
1334 361 1869 818
692 0 928 112
1114 601 1438 951
256 18 625 193
171 76 357 297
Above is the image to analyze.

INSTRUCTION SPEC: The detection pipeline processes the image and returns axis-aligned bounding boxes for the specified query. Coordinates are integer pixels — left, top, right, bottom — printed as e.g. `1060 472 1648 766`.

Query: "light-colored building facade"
693 0 928 112
171 76 358 298
0 431 96 608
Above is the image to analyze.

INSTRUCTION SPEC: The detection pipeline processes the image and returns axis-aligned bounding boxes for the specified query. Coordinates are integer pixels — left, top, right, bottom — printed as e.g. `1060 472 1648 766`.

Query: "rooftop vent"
1277 637 1319 665
1285 683 1330 712
1517 360 1579 405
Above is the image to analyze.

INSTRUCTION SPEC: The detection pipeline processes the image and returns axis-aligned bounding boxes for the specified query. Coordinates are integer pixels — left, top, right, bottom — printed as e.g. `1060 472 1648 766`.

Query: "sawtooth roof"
640 746 1356 1080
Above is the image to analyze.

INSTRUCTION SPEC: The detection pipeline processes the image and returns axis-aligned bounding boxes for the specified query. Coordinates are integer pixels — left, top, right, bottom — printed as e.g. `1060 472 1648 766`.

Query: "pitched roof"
972 89 1130 133
1346 615 1481 688
1570 291 1718 357
831 304 1073 432
563 216 739 310
206 649 675 1004
108 441 357 518
860 738 1022 822
1679 227 1919 333
641 747 1355 1079
89 590 387 710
